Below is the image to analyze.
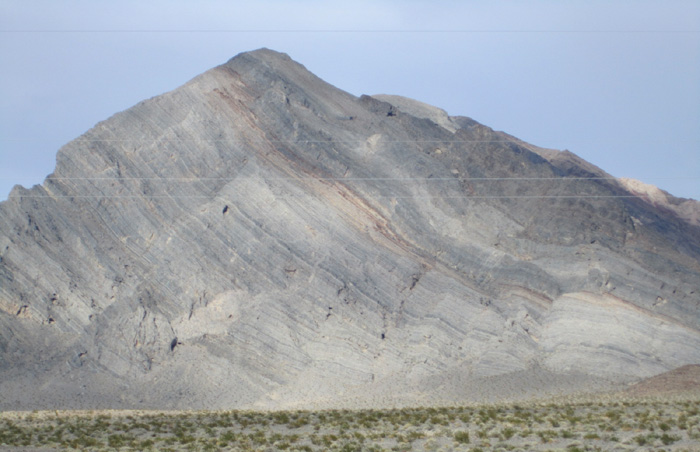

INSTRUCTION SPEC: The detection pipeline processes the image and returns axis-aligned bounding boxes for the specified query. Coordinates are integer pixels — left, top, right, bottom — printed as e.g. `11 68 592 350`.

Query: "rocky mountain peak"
0 49 698 410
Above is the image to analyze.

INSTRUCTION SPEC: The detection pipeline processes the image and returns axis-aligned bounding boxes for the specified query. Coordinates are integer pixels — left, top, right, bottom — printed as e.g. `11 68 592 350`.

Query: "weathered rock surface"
1 48 699 410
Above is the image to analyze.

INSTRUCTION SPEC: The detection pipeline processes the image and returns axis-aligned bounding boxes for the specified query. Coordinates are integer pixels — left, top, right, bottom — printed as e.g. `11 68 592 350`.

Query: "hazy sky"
1 1 699 201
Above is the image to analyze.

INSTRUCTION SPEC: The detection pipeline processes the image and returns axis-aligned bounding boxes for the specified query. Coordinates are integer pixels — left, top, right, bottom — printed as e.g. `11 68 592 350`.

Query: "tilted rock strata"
0 49 699 410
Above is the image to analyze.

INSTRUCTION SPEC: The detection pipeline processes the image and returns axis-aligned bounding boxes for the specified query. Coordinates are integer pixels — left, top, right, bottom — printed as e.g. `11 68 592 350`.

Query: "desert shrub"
501 427 516 439
537 429 557 443
107 433 127 448
248 430 267 445
660 433 681 445
454 430 470 444
429 415 447 426
322 434 338 447
634 434 648 446
272 412 290 425
340 441 363 452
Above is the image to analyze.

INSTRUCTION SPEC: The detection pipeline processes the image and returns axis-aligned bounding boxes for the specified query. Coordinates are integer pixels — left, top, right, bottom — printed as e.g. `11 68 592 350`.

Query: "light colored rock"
619 176 700 226
371 94 459 133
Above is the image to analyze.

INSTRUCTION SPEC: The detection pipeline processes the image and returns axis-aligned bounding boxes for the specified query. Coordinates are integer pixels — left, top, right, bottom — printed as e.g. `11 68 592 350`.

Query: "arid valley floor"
1 391 699 451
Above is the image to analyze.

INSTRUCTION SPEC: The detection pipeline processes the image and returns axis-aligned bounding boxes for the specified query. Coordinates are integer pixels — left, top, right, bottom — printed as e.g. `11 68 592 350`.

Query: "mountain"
1 48 699 410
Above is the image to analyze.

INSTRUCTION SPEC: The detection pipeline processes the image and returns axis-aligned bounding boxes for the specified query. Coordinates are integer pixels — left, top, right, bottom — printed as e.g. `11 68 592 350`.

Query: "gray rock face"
1 48 699 410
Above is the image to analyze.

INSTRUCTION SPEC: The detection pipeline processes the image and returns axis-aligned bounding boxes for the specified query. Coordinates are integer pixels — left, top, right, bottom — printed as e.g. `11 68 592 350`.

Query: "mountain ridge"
0 48 698 410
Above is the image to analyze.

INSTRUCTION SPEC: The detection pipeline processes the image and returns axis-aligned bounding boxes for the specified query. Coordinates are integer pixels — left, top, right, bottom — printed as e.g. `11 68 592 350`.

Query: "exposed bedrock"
1 49 698 410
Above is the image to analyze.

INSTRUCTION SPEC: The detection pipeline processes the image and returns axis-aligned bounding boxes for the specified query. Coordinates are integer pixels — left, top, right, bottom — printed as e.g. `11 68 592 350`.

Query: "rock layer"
0 49 699 410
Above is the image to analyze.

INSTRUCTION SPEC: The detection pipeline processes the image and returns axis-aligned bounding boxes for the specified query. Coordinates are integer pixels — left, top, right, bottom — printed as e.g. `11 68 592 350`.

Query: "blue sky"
1 0 699 200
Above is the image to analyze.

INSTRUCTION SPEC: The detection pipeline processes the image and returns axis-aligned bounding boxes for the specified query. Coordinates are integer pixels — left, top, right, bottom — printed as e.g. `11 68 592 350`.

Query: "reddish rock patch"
626 364 700 397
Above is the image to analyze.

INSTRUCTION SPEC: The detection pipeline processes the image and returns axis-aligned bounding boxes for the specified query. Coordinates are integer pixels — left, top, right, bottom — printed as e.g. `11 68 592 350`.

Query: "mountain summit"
1 49 699 410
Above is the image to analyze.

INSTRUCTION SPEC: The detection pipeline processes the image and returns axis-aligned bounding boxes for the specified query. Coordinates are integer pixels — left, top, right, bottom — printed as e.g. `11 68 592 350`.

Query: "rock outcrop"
1 49 699 410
